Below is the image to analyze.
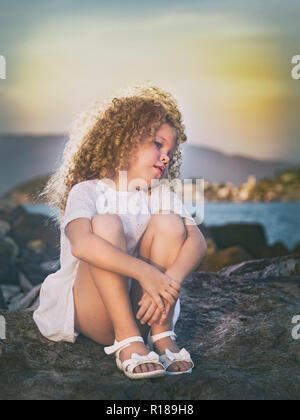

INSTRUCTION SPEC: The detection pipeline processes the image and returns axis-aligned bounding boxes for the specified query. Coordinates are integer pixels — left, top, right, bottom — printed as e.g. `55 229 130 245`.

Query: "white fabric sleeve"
150 185 197 226
61 182 97 236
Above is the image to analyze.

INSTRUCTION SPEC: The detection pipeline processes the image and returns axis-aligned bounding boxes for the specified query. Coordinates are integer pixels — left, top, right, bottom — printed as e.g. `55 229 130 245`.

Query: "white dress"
33 179 197 343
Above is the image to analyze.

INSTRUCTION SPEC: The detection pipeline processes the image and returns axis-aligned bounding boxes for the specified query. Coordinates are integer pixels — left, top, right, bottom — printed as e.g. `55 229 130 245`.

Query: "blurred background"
0 0 300 280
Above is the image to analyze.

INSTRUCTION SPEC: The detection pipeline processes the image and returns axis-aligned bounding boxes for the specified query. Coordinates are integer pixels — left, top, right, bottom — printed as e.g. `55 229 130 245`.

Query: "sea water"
24 201 300 251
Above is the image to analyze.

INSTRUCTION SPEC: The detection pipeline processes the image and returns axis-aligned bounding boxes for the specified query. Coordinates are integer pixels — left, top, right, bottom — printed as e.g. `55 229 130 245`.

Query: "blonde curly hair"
37 82 187 228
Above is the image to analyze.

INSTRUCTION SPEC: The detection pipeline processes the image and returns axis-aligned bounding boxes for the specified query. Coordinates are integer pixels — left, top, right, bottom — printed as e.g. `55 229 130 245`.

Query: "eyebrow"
156 135 176 154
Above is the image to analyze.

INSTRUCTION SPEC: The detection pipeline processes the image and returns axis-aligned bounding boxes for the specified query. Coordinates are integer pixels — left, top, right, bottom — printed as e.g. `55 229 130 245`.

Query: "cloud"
0 0 299 161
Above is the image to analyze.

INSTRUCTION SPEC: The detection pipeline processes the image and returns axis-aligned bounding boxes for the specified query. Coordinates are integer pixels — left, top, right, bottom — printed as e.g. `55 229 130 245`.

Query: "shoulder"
67 180 99 203
69 180 98 194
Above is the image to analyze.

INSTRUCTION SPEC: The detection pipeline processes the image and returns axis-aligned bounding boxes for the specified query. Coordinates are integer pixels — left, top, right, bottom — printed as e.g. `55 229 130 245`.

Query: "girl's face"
127 123 177 189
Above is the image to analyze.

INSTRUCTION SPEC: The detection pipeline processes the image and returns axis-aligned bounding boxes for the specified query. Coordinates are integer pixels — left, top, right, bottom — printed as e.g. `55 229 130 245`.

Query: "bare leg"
73 214 163 374
132 213 193 373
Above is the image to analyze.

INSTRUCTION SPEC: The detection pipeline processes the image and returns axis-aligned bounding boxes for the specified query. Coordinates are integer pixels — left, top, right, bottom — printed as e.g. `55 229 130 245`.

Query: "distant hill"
0 134 298 195
180 144 297 187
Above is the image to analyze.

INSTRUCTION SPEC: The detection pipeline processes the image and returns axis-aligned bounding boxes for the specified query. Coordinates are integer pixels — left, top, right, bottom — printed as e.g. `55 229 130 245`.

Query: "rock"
10 212 59 250
1 284 21 303
24 294 40 312
0 198 28 226
206 223 268 259
0 287 7 309
0 235 19 285
40 260 60 273
1 174 50 204
218 254 300 278
2 236 19 260
205 238 217 256
293 243 300 255
8 284 41 311
262 241 290 259
17 247 59 287
0 220 11 236
1 258 300 399
19 272 34 293
27 239 46 254
198 246 252 272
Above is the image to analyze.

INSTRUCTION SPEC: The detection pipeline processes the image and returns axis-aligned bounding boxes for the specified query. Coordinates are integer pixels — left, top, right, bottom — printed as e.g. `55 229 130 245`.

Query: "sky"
0 0 300 162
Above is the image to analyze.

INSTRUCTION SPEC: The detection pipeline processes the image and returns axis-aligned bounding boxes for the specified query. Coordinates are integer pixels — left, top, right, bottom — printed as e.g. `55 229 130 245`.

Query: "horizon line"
0 132 299 166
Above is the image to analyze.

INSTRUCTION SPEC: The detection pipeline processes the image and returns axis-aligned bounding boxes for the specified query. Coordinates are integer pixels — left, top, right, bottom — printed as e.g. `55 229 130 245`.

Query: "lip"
154 166 165 176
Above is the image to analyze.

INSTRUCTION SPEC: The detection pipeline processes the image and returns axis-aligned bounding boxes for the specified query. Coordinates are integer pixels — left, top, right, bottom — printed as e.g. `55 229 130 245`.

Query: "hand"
137 264 180 316
137 269 182 325
143 269 182 325
136 292 158 325
137 292 174 326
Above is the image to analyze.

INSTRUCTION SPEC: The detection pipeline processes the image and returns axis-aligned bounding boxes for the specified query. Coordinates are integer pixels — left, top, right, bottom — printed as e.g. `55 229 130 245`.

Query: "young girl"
33 83 207 380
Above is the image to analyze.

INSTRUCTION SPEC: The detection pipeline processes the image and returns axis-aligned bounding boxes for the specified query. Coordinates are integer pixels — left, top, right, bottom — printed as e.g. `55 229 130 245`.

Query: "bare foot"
152 336 193 373
119 341 164 374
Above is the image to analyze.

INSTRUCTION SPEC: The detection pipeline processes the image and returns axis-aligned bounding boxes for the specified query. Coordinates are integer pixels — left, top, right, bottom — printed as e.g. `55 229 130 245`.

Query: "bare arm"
66 217 149 281
165 219 207 284
66 217 181 312
137 219 207 324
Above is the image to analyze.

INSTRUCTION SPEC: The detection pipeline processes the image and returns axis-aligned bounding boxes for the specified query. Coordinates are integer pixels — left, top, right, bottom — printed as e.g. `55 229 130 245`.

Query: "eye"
154 140 174 161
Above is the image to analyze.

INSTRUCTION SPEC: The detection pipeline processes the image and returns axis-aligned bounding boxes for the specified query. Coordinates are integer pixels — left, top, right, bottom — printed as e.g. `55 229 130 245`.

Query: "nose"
160 152 169 165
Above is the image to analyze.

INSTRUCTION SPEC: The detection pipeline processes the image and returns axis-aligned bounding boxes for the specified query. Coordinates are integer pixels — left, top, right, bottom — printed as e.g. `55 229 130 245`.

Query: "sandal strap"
104 336 144 355
150 330 177 344
161 348 194 370
122 351 162 374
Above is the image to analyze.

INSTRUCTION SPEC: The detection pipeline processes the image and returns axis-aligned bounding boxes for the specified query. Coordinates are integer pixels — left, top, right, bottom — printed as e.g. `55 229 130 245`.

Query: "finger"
148 307 162 326
159 303 171 324
138 294 147 306
161 290 176 306
141 303 156 324
167 286 179 300
153 295 166 314
136 304 149 320
137 296 153 317
168 279 181 291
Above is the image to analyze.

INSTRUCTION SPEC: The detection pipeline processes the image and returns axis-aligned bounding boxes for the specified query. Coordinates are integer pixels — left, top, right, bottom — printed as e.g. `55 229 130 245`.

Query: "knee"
150 213 187 241
91 214 127 250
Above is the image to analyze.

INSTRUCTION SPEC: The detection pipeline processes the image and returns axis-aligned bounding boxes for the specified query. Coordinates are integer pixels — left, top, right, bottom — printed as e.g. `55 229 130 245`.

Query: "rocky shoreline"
0 196 299 311
2 167 300 205
0 196 300 400
0 197 60 311
0 258 299 400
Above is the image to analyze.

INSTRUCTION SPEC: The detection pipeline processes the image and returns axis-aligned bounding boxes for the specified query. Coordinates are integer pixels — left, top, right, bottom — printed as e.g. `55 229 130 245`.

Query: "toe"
168 362 180 372
141 364 149 373
176 362 183 371
134 365 142 374
180 362 189 371
167 361 192 373
147 363 154 372
180 361 192 372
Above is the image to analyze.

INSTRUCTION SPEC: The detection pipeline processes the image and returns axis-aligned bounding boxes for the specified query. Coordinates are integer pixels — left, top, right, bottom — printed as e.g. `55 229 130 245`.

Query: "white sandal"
147 330 194 375
104 335 165 380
